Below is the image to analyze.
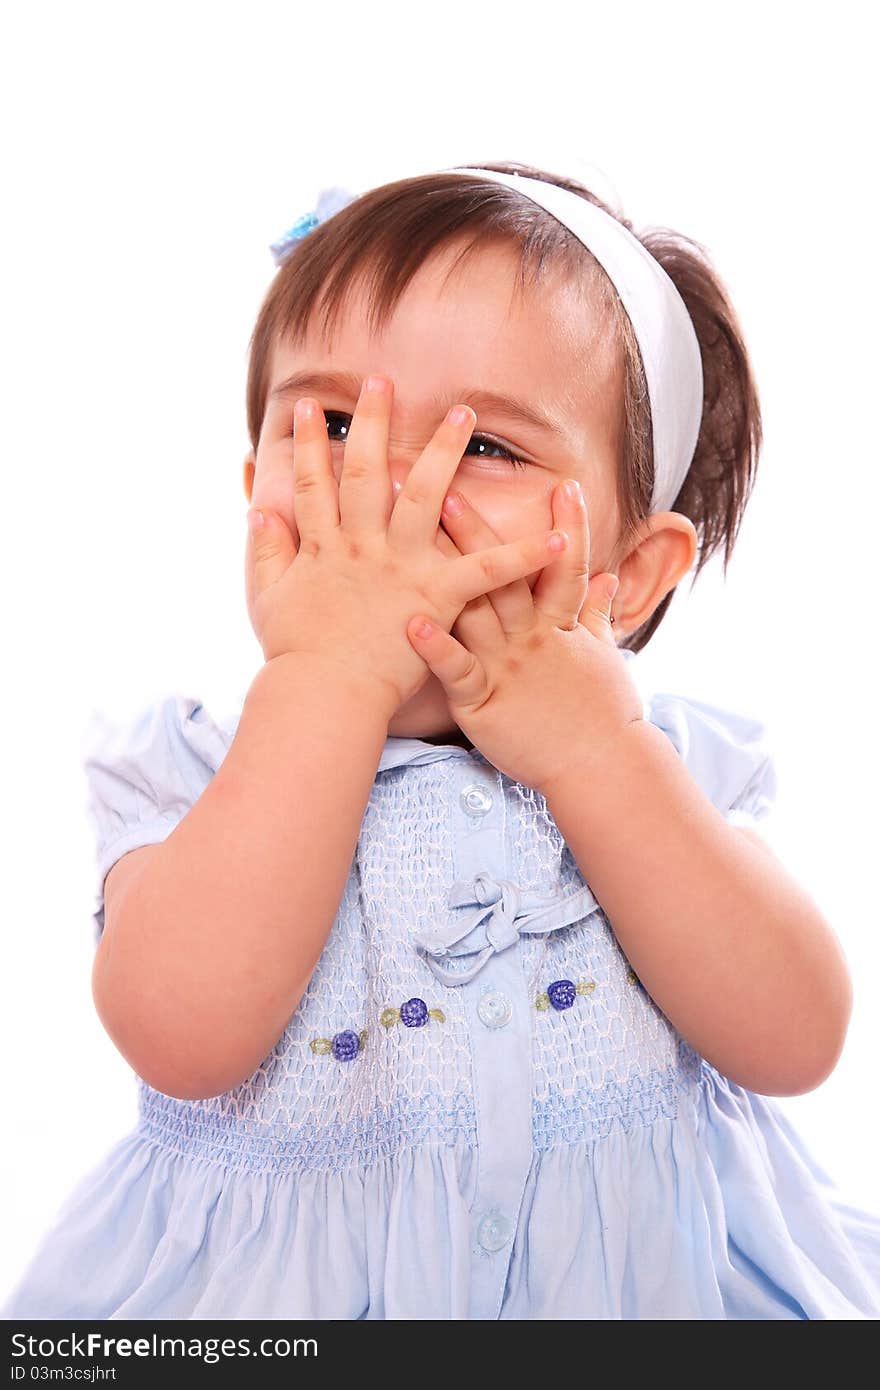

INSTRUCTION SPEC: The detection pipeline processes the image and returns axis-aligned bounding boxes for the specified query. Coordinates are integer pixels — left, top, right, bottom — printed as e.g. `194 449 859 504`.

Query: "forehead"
269 237 621 429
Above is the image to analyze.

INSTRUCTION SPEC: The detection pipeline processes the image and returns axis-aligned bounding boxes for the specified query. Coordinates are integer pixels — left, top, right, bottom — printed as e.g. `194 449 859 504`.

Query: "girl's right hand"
244 375 567 718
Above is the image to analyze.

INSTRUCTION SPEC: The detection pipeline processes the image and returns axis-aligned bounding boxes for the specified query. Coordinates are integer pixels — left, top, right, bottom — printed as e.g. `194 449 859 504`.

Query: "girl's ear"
243 450 256 503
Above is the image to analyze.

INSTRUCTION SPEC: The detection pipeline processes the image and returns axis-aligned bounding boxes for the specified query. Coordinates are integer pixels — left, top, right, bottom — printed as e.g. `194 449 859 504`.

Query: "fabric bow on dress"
413 871 602 985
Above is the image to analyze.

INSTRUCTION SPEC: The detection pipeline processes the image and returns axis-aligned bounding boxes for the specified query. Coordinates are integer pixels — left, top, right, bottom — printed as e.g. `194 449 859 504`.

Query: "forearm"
544 720 852 1096
98 653 393 1098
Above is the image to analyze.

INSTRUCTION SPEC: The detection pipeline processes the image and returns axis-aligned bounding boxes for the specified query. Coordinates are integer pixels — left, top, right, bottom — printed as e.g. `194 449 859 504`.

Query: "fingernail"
548 531 568 552
247 508 265 534
447 405 473 427
443 492 465 517
563 479 582 503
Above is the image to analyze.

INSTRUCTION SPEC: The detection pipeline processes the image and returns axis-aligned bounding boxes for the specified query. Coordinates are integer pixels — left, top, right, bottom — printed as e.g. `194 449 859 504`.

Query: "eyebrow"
267 369 568 441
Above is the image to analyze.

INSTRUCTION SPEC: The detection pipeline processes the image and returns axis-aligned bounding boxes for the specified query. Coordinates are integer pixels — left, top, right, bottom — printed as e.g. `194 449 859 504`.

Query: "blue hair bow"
269 185 358 267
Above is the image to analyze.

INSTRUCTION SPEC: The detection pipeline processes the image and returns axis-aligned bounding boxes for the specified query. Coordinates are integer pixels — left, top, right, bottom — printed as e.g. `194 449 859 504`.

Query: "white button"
477 1210 513 1252
460 784 493 816
477 990 512 1029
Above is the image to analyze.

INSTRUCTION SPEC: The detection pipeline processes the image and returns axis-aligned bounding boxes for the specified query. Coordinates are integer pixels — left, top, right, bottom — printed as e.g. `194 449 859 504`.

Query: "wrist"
249 651 399 728
539 717 651 809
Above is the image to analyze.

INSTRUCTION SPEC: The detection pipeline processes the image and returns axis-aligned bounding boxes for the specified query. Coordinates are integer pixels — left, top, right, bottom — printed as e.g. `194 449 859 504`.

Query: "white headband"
440 167 704 514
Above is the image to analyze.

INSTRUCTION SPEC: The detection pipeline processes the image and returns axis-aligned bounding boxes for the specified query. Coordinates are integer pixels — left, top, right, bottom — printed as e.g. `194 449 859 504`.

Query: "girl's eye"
323 411 351 443
322 411 529 472
463 433 529 472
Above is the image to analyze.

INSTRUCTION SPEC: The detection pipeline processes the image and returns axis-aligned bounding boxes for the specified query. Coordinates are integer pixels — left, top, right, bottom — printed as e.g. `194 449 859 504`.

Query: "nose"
388 466 456 516
388 458 410 498
388 459 442 504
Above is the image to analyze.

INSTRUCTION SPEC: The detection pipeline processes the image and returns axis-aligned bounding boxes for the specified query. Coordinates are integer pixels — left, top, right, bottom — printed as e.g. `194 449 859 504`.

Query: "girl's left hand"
406 478 644 797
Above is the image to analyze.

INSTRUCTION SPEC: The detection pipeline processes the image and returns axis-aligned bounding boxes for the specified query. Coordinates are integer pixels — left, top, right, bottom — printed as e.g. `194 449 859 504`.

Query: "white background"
2 0 878 1304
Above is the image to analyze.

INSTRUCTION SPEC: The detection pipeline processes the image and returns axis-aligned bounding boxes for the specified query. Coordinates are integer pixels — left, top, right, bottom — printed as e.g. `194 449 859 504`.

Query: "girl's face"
247 238 628 744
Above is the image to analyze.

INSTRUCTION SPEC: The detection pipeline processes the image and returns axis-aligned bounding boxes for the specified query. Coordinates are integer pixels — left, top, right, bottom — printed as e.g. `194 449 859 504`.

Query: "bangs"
246 165 611 447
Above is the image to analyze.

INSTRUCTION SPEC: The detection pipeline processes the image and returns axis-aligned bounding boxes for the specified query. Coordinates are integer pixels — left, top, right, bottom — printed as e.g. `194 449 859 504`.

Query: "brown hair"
245 161 762 653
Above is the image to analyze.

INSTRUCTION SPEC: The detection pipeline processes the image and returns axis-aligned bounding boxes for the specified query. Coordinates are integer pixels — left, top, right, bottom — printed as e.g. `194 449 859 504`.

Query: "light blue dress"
4 647 880 1320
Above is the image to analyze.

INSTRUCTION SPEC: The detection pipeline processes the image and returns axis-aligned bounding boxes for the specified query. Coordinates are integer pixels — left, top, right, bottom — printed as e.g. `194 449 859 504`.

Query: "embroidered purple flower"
535 978 596 1011
400 997 429 1028
547 979 577 1011
331 1029 362 1061
309 1025 369 1059
381 1000 445 1030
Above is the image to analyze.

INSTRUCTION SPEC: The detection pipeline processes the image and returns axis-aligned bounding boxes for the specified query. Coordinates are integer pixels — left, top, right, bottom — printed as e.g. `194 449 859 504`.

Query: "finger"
405 615 489 711
337 375 393 535
435 517 502 647
246 505 297 598
440 491 535 633
433 520 461 561
579 572 620 642
290 398 342 538
532 478 591 629
250 393 305 546
389 405 477 551
445 528 569 610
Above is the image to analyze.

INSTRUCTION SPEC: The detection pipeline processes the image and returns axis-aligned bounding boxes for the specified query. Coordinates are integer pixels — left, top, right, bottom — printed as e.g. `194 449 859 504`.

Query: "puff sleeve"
80 694 237 942
644 690 777 829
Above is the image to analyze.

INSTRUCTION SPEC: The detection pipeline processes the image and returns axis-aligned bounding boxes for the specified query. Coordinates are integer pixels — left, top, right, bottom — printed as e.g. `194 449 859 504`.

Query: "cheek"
456 480 553 588
458 476 552 532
